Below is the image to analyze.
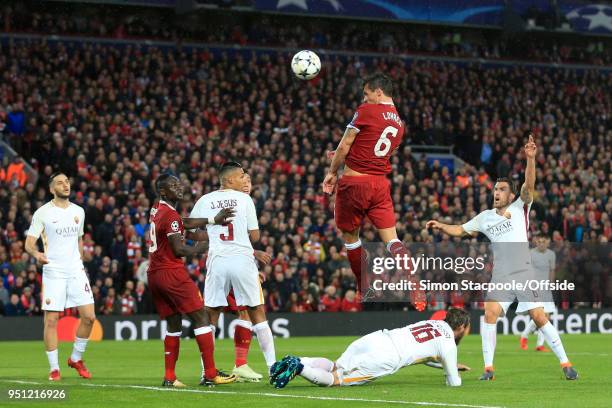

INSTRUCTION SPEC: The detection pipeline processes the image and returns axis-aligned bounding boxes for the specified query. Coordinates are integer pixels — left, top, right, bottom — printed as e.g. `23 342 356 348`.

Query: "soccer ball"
291 50 321 80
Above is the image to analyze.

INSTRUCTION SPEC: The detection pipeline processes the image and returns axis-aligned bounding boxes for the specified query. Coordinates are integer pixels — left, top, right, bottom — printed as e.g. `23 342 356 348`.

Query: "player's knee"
45 314 59 328
530 308 548 327
484 308 500 323
81 315 96 327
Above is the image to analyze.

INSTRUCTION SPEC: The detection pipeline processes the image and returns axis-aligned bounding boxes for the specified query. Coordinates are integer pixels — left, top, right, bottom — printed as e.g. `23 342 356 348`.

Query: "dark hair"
495 177 518 195
154 173 176 195
219 161 242 179
363 73 394 98
48 171 67 185
444 307 470 330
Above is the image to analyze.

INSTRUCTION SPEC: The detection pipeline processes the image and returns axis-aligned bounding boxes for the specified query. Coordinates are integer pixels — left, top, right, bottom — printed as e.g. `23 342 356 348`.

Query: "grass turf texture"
0 334 609 408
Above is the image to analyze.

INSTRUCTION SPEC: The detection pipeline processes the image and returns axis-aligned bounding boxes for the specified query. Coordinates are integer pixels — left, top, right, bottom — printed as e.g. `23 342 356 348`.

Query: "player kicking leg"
271 308 471 388
322 73 425 310
25 171 96 381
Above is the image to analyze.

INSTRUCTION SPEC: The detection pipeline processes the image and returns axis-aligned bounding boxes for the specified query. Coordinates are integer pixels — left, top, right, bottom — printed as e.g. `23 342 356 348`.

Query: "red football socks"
234 320 253 367
164 332 181 381
194 326 217 379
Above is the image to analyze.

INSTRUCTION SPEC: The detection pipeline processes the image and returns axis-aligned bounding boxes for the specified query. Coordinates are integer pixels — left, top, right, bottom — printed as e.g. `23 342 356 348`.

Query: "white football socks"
481 322 497 368
252 321 276 369
521 320 537 339
301 357 334 372
539 322 569 363
70 337 89 362
300 365 335 386
46 349 59 371
536 330 546 347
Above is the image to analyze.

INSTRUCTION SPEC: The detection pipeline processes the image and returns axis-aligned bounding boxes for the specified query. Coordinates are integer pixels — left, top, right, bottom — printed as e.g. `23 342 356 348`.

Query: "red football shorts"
148 268 204 319
224 288 247 313
335 174 395 232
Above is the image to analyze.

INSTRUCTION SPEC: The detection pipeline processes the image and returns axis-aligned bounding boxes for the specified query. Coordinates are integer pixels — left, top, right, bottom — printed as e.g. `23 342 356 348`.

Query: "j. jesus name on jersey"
210 199 238 210
346 103 405 175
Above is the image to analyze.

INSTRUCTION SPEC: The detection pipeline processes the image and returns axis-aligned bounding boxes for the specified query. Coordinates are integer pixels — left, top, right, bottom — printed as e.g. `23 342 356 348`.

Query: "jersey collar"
159 199 176 211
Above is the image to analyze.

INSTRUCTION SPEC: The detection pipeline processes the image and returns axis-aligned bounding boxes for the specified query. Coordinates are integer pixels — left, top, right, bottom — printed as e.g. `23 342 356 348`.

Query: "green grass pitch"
0 334 609 408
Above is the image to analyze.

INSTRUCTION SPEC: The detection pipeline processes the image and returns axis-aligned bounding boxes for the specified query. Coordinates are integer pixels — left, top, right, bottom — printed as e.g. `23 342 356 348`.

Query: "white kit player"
25 172 96 381
190 161 276 374
426 135 577 380
270 308 471 388
520 233 557 351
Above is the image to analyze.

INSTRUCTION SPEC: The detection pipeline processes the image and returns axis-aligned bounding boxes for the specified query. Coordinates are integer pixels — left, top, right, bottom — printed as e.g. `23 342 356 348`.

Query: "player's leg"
480 301 504 380
65 270 96 378
535 313 550 351
527 306 577 379
66 303 95 379
247 305 276 373
520 319 537 350
334 178 366 290
300 364 339 387
162 313 183 386
42 275 67 381
43 311 61 380
232 308 262 381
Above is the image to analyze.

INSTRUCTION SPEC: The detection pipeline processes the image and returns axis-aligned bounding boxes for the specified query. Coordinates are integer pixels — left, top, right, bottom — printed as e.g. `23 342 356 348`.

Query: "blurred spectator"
319 285 342 312
5 293 25 316
134 281 153 314
120 281 136 315
340 290 362 312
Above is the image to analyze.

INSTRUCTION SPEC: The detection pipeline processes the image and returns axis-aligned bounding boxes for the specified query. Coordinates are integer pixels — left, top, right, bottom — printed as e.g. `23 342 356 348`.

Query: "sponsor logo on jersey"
487 220 513 239
55 225 80 237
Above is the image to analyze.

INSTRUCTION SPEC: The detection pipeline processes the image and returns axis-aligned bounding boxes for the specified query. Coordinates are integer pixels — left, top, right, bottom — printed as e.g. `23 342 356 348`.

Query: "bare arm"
25 235 48 264
183 207 235 229
426 220 476 238
185 229 208 242
322 128 359 194
168 233 207 258
249 229 260 243
520 134 536 205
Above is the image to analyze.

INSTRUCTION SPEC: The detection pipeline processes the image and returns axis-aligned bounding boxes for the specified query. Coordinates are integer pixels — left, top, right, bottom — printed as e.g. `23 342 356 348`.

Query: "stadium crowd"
0 27 610 316
1 1 610 65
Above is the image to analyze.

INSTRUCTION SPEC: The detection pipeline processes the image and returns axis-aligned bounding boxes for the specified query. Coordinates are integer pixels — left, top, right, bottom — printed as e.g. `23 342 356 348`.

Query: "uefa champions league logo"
566 4 612 31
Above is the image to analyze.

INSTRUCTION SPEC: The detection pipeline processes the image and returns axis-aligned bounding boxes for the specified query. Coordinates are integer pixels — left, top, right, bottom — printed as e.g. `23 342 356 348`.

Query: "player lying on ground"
147 174 237 387
270 308 471 388
191 162 277 379
426 135 577 381
322 72 425 310
25 172 96 381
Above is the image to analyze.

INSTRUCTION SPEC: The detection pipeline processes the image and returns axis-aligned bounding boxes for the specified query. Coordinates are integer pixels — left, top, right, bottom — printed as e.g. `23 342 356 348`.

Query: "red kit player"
147 174 236 387
322 73 425 311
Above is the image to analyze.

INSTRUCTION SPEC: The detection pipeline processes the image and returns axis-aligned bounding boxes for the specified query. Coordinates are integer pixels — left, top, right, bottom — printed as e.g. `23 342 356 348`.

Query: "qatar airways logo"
55 225 80 237
487 220 513 238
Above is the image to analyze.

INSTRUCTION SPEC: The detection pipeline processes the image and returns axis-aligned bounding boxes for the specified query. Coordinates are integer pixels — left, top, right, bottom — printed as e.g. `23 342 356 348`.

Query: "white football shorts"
335 330 402 386
42 269 94 311
205 254 263 308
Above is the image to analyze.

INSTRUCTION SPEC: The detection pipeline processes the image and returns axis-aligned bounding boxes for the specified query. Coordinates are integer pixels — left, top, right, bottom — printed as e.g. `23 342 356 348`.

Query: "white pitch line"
0 380 505 408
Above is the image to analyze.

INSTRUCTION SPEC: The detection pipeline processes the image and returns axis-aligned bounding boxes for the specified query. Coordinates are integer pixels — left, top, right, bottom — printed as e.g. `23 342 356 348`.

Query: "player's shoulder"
69 202 85 214
33 201 53 216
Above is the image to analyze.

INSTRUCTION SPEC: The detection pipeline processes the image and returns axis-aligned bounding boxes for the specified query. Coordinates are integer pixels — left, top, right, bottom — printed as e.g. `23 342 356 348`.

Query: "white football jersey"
530 248 556 278
191 189 258 260
462 197 532 274
387 320 461 386
27 201 85 279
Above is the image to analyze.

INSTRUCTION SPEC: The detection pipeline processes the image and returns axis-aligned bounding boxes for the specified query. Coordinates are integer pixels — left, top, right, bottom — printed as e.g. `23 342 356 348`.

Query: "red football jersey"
147 200 185 273
345 103 405 175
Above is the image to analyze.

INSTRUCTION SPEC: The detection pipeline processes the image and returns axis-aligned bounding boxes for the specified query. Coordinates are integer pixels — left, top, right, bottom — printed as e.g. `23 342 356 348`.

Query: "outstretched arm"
183 207 235 229
520 134 537 205
426 220 476 238
168 233 207 257
322 127 358 194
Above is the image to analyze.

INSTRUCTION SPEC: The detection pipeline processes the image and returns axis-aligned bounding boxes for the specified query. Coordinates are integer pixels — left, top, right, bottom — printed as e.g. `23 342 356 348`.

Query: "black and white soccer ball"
291 50 321 80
